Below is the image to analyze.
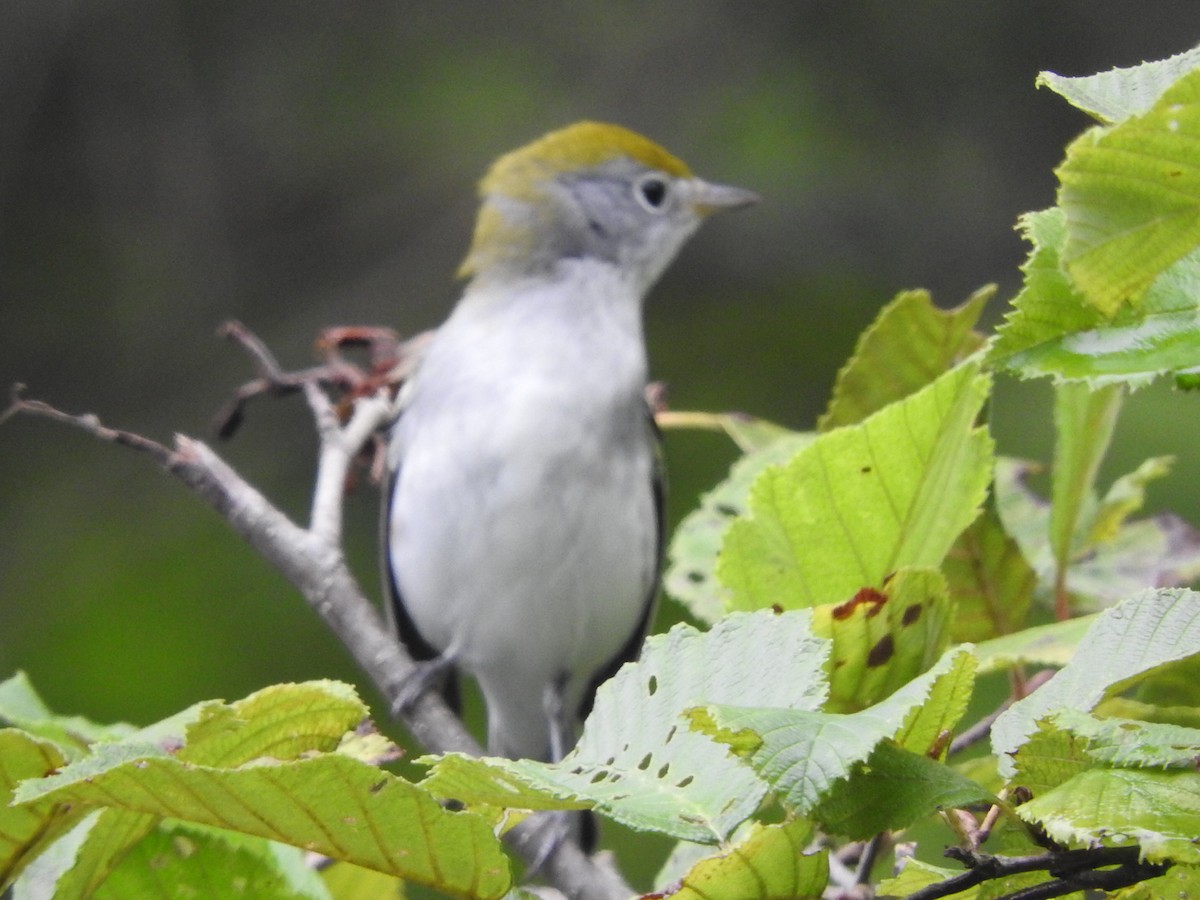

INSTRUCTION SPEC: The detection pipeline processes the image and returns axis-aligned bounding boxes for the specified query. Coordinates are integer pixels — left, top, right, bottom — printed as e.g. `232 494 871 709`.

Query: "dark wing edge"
578 404 665 720
380 446 462 712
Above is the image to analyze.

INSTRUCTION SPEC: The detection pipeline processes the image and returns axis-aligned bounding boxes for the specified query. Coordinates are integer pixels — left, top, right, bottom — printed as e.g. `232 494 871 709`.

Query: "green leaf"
1049 382 1123 592
1037 47 1200 124
694 647 977 820
818 742 994 839
1116 864 1200 899
1009 720 1092 797
718 362 993 610
992 588 1200 776
994 457 1200 612
177 680 368 766
0 729 78 891
16 808 160 900
669 819 827 900
1053 708 1200 769
943 507 1037 642
1018 767 1200 863
877 859 970 898
14 749 509 897
818 287 991 431
91 822 329 900
810 567 953 712
986 208 1200 385
422 611 830 843
0 672 133 753
1088 455 1174 544
321 859 404 899
1059 69 1200 313
973 615 1098 674
665 431 815 623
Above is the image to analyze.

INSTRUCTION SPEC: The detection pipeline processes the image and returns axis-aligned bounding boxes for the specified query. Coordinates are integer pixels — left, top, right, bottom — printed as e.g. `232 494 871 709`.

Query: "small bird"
384 121 756 762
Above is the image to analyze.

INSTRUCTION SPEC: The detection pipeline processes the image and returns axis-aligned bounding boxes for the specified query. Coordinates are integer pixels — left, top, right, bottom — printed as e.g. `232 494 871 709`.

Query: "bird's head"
458 121 757 292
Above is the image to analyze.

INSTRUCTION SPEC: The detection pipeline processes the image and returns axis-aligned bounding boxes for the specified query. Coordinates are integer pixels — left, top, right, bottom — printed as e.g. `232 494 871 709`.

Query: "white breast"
387 262 659 758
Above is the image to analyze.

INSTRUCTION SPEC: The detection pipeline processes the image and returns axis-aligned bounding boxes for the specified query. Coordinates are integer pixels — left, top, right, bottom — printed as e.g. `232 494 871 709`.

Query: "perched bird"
384 121 756 762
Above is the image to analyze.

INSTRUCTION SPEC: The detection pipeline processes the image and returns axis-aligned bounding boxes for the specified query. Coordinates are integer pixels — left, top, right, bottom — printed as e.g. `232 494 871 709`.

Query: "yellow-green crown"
478 121 692 200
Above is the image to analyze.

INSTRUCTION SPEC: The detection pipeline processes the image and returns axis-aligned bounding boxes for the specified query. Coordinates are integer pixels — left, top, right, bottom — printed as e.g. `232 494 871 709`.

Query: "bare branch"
902 845 1170 900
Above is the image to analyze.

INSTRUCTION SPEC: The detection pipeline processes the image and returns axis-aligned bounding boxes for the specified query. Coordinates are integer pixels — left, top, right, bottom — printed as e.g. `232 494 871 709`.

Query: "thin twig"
902 844 1169 900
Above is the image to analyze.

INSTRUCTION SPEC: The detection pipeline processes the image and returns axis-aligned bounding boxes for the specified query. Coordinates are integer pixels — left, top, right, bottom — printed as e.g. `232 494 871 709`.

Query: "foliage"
6 49 1200 899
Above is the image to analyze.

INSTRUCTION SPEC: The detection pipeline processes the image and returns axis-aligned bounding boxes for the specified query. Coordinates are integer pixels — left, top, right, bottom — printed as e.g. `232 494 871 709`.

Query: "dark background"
2 2 1198 883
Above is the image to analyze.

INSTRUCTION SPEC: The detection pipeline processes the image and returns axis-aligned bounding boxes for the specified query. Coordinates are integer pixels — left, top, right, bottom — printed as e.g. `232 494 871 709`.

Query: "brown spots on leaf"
867 634 895 668
833 586 888 620
902 604 923 626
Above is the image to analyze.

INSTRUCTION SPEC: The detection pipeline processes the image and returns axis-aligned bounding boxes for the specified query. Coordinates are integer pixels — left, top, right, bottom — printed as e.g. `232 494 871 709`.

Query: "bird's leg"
391 654 457 717
544 675 574 763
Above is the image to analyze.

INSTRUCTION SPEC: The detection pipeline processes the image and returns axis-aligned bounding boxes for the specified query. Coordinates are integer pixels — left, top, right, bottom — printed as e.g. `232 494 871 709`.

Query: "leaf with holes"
422 611 830 843
665 432 815 623
690 646 978 823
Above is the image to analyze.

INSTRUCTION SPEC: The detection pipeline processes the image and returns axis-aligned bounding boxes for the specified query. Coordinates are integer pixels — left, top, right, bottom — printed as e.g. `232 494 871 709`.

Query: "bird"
383 121 756 763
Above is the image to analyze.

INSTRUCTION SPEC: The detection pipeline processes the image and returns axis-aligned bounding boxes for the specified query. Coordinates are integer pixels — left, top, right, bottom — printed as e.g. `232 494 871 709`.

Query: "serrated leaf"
179 681 368 766
987 208 1200 385
0 729 79 891
819 287 990 431
0 673 132 753
943 507 1037 642
1053 708 1200 769
695 647 976 819
811 567 953 712
423 611 830 843
973 615 1097 674
665 432 815 623
1037 47 1200 124
1060 69 1200 313
1018 767 1200 863
667 819 827 900
718 362 993 610
1009 720 1092 796
992 588 1200 776
13 746 509 897
818 742 994 839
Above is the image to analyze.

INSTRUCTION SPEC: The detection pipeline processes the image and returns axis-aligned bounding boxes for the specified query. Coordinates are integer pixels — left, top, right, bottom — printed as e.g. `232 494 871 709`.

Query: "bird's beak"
687 178 760 216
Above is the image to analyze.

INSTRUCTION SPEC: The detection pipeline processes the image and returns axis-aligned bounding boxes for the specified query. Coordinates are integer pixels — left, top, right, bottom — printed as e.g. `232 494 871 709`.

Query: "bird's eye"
636 176 669 211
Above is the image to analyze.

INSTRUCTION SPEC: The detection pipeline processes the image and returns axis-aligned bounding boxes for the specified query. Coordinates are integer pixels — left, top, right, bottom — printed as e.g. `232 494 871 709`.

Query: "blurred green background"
2 2 1199 886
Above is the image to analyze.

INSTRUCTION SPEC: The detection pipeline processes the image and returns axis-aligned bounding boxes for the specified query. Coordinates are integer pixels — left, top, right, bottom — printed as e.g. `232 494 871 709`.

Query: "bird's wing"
578 403 664 720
